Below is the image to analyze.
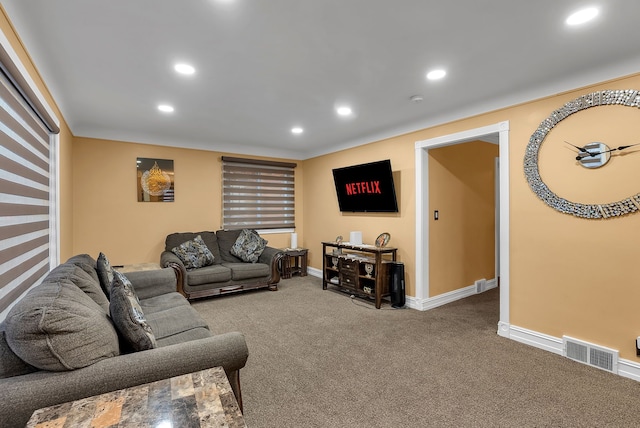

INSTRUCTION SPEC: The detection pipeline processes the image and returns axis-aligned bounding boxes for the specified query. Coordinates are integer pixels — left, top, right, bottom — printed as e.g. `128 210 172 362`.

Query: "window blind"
0 68 54 314
222 157 296 230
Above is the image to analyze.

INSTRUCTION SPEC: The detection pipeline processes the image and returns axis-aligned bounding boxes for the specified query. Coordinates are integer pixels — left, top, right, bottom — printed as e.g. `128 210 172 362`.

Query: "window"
221 156 296 231
0 35 60 317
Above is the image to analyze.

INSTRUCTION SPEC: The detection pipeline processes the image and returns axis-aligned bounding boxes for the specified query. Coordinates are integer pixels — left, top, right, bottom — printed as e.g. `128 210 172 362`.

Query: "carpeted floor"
192 276 640 427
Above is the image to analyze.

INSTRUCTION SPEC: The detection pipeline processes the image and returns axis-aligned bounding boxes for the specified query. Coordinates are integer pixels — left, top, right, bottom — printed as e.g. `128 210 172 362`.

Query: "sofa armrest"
161 250 188 296
259 246 283 264
123 267 177 300
0 332 248 428
260 246 283 283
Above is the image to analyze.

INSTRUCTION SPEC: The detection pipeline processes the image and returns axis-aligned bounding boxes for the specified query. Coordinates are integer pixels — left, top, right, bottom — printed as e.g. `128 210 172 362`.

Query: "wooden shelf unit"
322 241 397 309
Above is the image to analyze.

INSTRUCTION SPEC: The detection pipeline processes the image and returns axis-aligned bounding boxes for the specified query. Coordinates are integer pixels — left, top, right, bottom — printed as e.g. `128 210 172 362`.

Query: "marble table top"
26 366 246 428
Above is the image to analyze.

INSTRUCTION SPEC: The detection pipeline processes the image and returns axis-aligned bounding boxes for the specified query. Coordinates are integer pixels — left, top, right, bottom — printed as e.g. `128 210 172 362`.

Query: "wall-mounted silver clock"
524 89 640 219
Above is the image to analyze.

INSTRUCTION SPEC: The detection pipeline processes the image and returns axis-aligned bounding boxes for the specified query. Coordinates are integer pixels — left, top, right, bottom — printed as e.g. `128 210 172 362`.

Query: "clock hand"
565 141 599 159
606 143 640 153
564 141 591 154
583 143 640 157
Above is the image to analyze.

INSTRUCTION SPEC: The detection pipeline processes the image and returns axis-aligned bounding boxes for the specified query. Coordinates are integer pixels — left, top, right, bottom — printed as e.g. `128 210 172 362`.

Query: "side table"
280 248 308 279
26 366 246 428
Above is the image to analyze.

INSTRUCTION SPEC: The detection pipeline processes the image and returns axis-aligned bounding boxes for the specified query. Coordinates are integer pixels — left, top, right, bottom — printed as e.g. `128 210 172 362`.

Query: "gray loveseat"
0 254 248 428
161 229 283 301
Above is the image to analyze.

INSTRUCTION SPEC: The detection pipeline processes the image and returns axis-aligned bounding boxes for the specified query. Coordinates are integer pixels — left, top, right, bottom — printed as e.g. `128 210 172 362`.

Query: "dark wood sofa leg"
229 370 243 413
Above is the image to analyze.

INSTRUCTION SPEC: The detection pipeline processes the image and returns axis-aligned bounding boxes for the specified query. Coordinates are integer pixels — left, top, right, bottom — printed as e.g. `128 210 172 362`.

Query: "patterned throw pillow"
230 229 268 263
171 235 215 270
109 271 157 352
96 252 115 298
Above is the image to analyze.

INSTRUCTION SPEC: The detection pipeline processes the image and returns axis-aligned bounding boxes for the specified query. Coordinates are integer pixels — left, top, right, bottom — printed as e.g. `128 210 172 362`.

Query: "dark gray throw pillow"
109 271 157 352
96 252 115 298
230 228 268 263
171 234 215 270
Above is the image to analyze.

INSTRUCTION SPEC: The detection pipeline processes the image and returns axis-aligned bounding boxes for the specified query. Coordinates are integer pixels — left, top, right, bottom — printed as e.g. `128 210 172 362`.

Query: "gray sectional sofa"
0 254 248 428
161 229 283 301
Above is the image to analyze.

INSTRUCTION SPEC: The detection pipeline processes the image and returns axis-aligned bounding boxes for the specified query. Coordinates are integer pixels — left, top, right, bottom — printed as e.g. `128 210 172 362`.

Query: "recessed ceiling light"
566 7 599 26
336 106 353 117
157 104 174 113
174 63 195 75
291 127 304 134
426 69 446 81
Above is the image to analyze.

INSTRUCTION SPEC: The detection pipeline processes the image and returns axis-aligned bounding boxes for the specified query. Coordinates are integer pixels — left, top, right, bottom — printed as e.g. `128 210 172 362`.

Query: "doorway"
414 121 510 337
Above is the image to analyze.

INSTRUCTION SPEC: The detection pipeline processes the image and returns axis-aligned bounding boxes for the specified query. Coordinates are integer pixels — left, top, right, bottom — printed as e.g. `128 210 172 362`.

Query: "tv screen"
332 159 398 212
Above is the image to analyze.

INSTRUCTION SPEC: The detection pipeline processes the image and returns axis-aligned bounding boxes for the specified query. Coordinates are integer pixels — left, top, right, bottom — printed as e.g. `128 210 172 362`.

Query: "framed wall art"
137 157 174 202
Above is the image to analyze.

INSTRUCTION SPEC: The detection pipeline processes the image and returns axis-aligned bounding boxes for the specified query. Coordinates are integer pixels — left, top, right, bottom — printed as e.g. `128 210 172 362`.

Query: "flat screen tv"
332 159 398 212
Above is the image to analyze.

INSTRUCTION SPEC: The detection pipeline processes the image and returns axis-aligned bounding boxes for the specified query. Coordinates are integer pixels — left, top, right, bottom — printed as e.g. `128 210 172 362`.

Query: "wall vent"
562 336 618 374
475 279 487 293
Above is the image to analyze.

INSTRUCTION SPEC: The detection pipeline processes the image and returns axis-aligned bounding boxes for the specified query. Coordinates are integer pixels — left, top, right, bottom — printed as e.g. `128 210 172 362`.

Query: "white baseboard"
407 278 498 311
508 324 563 355
618 359 640 382
501 323 640 382
307 267 322 278
421 284 477 310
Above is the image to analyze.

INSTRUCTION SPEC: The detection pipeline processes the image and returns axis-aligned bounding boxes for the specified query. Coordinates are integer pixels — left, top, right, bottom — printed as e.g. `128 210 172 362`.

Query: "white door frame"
414 121 510 337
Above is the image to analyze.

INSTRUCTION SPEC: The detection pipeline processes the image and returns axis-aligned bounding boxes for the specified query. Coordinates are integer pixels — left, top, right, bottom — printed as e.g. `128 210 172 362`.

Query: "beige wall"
71 137 301 265
429 141 498 297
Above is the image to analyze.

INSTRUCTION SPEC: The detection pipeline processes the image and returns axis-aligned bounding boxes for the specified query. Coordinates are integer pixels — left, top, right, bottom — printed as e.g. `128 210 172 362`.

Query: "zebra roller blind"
0 68 54 314
222 156 296 230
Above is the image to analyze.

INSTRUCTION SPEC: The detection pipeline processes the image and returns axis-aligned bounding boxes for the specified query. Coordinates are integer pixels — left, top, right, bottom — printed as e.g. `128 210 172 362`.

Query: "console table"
280 248 308 278
322 241 397 309
26 366 245 428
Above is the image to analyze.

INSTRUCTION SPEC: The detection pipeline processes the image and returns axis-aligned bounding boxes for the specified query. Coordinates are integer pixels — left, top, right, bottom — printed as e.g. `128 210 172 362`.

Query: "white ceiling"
2 1 640 160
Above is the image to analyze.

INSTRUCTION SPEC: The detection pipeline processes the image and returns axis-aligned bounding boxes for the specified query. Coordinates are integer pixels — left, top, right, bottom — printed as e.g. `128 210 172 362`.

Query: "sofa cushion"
109 271 157 352
186 264 232 286
171 235 215 270
96 252 115 298
65 253 100 283
4 279 120 371
165 231 221 264
0 325 36 379
139 292 193 314
155 327 212 348
46 263 109 313
144 305 209 340
215 229 244 262
223 262 271 281
230 229 268 263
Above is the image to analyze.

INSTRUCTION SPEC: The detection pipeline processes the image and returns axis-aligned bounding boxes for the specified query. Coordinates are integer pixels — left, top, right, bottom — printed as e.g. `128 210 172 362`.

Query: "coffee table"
26 366 246 427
